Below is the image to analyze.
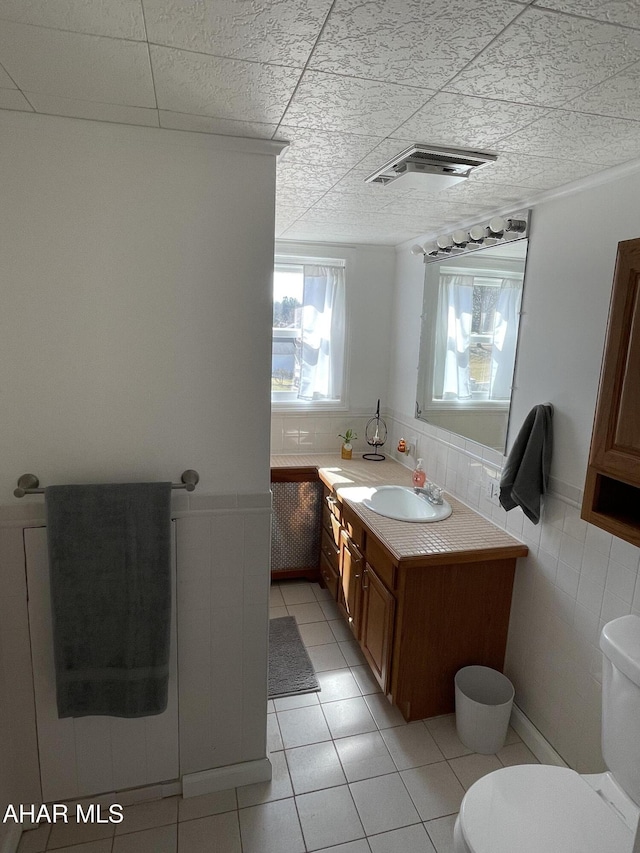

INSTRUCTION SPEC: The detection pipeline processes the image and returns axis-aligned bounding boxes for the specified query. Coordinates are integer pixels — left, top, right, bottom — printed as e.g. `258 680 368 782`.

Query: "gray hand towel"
46 482 172 719
499 404 553 524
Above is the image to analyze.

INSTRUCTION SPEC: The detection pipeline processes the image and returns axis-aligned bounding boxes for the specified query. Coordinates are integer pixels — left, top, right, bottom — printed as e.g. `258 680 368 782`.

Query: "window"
272 257 346 407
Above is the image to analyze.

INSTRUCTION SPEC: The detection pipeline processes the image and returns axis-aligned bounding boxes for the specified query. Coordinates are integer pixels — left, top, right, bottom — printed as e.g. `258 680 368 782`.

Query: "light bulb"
436 235 453 250
452 229 468 246
488 217 505 236
468 225 485 243
410 244 424 256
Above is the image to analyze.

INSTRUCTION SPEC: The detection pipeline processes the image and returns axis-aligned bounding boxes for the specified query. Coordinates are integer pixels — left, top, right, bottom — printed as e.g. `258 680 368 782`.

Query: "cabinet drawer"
321 528 340 572
320 553 339 600
324 490 342 523
365 536 396 590
322 503 342 547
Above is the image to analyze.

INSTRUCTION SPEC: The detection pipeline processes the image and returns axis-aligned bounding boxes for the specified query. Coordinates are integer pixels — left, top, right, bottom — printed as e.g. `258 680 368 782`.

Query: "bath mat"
268 616 320 700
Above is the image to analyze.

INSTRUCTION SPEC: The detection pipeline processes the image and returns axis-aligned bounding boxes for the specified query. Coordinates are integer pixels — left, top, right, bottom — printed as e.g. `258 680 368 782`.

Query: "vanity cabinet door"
338 530 363 639
582 237 640 545
360 563 395 692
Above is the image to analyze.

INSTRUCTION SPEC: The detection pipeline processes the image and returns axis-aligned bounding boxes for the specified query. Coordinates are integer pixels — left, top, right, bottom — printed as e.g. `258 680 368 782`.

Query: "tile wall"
274 408 640 773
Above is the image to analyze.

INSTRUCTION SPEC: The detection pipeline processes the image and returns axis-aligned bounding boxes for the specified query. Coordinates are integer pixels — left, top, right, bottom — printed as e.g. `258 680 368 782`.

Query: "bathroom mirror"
416 238 528 452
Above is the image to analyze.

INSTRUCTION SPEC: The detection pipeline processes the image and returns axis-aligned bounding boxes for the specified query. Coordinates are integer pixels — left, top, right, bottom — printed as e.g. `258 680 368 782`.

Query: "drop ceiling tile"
281 222 418 245
533 0 640 29
566 60 640 121
276 186 329 209
26 92 159 126
306 193 394 215
150 45 299 122
0 0 146 39
466 151 601 188
448 6 640 107
0 62 16 87
275 125 383 171
281 70 432 136
0 87 33 111
499 109 640 164
308 0 522 88
159 110 276 137
275 206 309 236
0 21 155 106
438 180 533 206
392 92 550 148
277 161 350 191
143 0 332 67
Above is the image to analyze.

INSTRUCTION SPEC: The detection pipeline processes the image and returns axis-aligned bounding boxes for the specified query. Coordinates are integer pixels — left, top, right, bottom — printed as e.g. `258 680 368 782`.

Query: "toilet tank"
600 615 640 807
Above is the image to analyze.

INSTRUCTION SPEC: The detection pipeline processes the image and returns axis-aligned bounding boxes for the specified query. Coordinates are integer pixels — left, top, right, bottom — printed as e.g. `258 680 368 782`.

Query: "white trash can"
455 665 514 754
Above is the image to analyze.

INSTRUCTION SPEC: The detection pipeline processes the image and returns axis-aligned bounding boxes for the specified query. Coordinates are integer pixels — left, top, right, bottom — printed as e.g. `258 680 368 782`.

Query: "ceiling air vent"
364 144 497 191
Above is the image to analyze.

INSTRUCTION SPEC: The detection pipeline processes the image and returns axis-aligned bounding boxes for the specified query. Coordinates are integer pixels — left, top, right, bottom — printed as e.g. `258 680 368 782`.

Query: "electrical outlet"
485 477 502 506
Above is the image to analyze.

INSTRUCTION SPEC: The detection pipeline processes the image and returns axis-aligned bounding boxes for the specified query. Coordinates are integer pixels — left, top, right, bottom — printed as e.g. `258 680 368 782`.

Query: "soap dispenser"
412 458 426 488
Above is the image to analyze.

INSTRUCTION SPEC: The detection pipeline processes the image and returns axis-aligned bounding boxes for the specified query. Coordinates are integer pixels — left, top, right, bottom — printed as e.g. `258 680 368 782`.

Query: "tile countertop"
271 454 528 566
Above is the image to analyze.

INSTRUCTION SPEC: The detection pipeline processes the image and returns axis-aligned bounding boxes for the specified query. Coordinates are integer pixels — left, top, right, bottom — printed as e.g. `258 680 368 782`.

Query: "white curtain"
433 273 474 400
298 264 346 401
490 278 522 400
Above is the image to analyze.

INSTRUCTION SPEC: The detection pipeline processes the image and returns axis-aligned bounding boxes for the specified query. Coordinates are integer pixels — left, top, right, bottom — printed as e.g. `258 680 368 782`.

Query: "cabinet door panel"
360 564 395 692
320 553 339 600
339 530 363 639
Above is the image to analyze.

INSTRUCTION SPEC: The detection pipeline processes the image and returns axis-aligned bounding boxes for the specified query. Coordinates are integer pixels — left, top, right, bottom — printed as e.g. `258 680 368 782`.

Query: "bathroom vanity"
271 455 528 721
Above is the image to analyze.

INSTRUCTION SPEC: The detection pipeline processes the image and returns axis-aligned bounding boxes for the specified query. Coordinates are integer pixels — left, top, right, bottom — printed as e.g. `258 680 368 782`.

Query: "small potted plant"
338 428 357 460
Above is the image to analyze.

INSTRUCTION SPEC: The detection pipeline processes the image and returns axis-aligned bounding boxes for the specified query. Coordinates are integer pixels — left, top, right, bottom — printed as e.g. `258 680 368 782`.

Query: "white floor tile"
45 842 111 853
504 725 522 746
496 741 538 767
239 798 305 853
400 762 465 821
447 753 502 790
299 621 336 647
287 602 326 624
16 824 50 853
47 819 114 849
381 722 444 770
277 705 332 749
338 640 367 666
312 842 370 853
328 619 353 643
112 824 176 853
281 582 318 605
316 669 361 703
270 586 285 607
237 750 293 808
333 731 396 783
349 773 420 836
177 812 241 852
267 713 284 752
350 665 382 696
368 823 436 853
178 788 237 822
270 605 288 619
312 584 333 602
286 741 346 794
116 797 178 835
319 599 341 620
425 715 473 759
363 693 407 730
322 697 377 739
425 814 458 853
267 699 276 714
296 786 364 851
274 691 320 711
308 642 348 672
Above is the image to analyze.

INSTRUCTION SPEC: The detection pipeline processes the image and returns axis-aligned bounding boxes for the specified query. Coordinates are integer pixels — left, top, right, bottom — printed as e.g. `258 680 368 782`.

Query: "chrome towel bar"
13 470 200 498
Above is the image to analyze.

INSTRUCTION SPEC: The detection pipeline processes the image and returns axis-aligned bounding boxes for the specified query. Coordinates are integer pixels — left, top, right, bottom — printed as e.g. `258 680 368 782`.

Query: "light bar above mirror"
410 210 530 263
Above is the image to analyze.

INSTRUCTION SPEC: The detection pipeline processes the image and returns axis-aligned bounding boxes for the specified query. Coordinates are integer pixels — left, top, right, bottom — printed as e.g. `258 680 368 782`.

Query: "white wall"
0 111 280 806
388 164 640 772
0 111 281 501
271 241 395 455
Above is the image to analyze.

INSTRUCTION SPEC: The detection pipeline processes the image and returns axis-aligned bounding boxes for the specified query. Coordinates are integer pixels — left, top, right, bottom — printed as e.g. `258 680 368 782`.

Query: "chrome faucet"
414 481 444 505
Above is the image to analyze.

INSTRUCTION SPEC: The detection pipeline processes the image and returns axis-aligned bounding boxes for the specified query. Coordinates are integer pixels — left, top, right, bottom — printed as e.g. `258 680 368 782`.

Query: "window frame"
271 253 349 412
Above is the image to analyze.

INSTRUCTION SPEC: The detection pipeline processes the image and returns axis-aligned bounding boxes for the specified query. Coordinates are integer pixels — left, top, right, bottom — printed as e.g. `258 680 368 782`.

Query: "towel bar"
13 470 200 498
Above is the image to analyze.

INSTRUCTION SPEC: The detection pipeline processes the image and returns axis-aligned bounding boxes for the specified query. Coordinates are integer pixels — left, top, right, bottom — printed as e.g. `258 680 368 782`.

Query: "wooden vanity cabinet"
320 485 522 720
582 237 640 546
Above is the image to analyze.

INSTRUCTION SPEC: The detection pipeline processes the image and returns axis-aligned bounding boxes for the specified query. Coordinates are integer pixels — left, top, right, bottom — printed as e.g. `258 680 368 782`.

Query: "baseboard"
510 703 567 767
182 758 272 799
0 823 22 853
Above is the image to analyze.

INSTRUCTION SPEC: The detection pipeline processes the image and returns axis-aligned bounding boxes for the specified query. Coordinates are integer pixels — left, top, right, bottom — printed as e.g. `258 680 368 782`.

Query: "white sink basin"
337 485 452 523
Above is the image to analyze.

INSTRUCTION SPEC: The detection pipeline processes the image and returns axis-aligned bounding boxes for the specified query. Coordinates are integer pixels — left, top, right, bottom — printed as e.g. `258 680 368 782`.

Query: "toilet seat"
457 764 633 853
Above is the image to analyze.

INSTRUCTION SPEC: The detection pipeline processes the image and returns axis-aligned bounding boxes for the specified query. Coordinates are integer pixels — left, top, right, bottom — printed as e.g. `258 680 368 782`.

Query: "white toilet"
454 614 640 853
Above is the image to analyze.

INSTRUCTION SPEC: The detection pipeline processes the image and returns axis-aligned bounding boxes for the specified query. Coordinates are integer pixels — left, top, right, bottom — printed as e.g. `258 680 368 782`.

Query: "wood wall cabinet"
582 238 640 546
320 485 525 720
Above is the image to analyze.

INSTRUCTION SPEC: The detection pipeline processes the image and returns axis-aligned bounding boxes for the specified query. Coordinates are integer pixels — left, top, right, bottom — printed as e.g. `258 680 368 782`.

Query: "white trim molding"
182 758 272 799
510 704 568 767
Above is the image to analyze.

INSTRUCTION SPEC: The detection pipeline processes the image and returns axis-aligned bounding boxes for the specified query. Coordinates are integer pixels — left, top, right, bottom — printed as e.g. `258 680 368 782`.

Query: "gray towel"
499 404 553 524
46 482 172 719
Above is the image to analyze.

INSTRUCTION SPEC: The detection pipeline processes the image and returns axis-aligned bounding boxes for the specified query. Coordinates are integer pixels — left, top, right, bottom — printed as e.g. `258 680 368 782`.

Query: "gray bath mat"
268 616 320 700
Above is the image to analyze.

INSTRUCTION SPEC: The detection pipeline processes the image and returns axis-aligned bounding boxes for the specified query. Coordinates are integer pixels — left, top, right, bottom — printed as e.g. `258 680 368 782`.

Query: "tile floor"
19 580 538 853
